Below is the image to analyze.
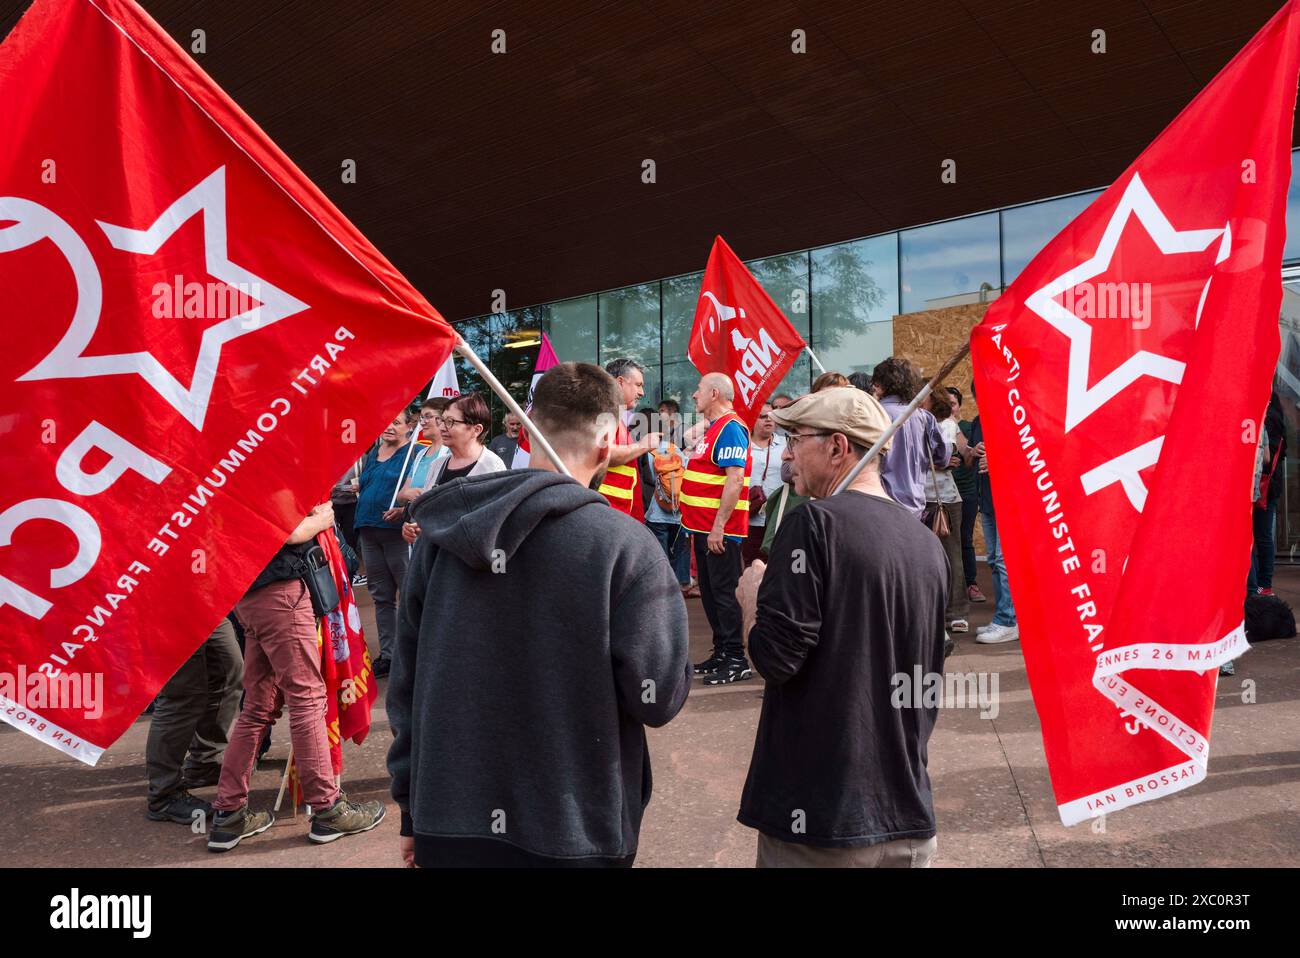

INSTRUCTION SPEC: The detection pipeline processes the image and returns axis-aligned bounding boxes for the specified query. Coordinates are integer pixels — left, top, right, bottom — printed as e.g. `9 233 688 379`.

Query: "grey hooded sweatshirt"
387 469 692 865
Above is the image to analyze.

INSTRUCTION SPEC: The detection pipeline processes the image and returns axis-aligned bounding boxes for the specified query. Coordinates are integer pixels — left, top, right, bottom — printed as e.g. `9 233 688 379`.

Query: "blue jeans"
648 521 691 586
980 512 1016 626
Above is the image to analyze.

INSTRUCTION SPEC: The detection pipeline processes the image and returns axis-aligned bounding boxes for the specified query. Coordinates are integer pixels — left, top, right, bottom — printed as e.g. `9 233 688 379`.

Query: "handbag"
290 544 340 618
927 465 951 538
748 442 775 512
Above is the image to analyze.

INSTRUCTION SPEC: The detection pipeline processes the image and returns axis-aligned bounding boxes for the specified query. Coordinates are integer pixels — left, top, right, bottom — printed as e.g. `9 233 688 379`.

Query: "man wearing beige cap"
735 386 948 867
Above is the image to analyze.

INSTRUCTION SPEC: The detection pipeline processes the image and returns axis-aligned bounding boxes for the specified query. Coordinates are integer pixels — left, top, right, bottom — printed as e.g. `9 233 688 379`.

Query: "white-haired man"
681 372 753 684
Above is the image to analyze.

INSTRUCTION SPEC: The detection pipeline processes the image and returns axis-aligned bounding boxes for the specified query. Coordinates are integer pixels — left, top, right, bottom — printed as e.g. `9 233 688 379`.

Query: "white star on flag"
18 166 308 429
1025 172 1232 434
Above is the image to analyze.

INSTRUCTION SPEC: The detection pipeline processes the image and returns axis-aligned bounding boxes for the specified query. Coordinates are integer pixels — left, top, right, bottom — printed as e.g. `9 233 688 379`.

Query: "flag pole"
805 345 828 375
832 342 971 496
454 337 573 478
386 424 421 510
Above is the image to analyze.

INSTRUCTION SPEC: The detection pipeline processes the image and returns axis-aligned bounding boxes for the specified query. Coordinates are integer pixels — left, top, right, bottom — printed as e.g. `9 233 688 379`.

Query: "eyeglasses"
435 416 468 427
785 430 832 449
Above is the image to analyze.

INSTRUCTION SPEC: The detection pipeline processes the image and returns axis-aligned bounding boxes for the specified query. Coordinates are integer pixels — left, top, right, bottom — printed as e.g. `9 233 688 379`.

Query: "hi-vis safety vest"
680 411 751 538
598 420 646 521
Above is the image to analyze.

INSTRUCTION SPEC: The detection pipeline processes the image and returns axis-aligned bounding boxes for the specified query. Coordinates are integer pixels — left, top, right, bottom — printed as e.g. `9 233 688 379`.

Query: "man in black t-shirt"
736 387 948 867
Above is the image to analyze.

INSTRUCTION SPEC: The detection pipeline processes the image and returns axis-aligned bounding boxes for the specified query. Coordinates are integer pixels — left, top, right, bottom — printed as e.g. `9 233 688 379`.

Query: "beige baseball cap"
770 387 893 452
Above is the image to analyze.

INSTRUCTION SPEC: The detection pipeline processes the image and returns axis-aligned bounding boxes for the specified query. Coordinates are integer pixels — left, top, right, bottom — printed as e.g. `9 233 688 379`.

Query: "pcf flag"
688 236 805 427
0 0 454 762
970 0 1300 823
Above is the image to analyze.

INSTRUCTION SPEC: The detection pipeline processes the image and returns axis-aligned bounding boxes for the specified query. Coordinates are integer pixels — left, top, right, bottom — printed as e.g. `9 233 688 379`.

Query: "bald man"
681 373 754 684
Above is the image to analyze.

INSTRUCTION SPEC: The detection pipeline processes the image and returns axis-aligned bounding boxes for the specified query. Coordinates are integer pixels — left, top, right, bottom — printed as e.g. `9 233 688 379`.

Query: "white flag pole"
832 342 970 496
805 344 828 375
386 423 421 510
455 337 572 478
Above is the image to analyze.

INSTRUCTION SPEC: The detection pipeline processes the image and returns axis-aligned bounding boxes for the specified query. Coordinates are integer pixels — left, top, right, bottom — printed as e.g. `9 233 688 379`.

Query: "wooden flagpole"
832 342 971 495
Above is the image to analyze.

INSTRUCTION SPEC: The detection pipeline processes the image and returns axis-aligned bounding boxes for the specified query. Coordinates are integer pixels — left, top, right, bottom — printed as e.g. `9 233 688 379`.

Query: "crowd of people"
138 354 1090 867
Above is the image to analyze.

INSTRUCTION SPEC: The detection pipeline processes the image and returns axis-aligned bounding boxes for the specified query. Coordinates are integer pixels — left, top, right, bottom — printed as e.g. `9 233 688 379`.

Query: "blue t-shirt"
408 444 450 490
355 446 413 530
713 419 750 468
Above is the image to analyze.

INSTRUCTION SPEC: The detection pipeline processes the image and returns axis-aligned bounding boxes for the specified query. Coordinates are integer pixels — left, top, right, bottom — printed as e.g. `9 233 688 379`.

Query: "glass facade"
453 150 1300 426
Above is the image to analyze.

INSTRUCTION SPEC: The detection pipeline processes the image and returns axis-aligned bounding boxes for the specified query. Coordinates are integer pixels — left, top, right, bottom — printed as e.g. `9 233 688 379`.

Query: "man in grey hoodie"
387 362 693 867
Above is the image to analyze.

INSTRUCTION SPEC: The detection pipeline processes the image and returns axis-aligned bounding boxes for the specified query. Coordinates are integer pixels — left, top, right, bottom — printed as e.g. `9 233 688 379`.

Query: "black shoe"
703 658 752 685
207 805 275 852
147 789 212 824
182 763 222 789
693 654 724 676
943 636 956 658
373 656 391 678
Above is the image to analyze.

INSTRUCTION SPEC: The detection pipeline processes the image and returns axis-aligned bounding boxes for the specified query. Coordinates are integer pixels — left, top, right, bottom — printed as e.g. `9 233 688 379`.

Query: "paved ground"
2 562 1297 868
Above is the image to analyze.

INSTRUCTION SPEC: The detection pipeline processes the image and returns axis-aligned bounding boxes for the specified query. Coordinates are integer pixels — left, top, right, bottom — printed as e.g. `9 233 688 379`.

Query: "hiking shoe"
693 653 724 676
967 585 987 603
182 763 222 789
147 789 212 825
309 792 386 844
207 805 274 852
703 658 752 685
949 619 969 634
975 624 1019 644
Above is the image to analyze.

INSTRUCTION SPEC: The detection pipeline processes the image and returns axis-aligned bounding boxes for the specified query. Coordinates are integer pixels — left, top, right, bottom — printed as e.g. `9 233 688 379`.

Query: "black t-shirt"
438 462 475 485
738 490 948 848
247 540 314 593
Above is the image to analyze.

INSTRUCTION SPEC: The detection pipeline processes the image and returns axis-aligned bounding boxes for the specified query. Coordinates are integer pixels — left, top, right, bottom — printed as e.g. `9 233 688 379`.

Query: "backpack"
1244 593 1297 642
652 444 684 512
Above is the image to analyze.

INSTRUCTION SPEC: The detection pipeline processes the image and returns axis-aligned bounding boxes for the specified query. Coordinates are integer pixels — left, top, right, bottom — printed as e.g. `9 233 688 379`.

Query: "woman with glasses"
401 392 508 545
392 397 452 509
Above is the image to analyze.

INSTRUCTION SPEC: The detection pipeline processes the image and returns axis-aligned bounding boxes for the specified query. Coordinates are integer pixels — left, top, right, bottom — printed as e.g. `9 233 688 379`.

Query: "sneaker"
373 656 391 678
207 805 275 852
943 635 956 658
703 658 752 685
693 653 724 676
351 574 368 589
1258 588 1275 597
975 624 1020 644
949 619 969 634
1219 660 1235 677
147 789 212 825
967 585 987 603
975 622 997 634
309 792 386 844
181 763 222 789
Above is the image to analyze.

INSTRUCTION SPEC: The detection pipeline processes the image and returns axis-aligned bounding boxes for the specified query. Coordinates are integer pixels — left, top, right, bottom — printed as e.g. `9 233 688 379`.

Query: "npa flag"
429 354 462 402
971 0 1300 823
688 236 806 427
0 0 454 762
511 333 561 469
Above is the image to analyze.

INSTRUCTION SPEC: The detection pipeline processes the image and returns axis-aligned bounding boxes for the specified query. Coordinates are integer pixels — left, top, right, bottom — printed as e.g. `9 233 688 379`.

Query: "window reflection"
811 235 898 378
900 213 999 314
1002 191 1100 284
599 283 661 404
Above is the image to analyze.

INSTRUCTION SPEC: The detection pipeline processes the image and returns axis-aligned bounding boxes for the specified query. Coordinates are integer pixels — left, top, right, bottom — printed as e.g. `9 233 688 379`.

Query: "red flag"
971 0 1300 824
511 333 561 469
0 0 453 763
688 236 806 427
